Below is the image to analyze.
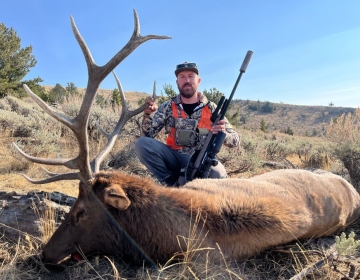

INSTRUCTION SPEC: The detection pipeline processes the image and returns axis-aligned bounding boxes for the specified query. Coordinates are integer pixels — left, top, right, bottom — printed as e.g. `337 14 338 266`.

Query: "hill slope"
232 100 356 137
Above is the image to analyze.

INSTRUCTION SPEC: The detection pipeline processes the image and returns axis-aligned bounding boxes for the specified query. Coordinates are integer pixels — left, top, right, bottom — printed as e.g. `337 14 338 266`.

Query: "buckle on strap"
197 128 209 136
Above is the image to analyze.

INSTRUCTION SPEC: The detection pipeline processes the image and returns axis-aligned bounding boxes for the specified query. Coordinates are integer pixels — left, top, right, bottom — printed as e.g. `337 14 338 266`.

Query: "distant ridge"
232 99 356 136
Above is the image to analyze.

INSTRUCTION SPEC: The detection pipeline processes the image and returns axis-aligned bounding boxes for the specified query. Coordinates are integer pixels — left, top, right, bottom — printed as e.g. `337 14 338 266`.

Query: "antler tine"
115 73 158 118
102 9 172 75
22 172 80 184
93 79 158 140
22 85 73 127
12 142 82 183
91 73 158 172
70 16 95 73
13 85 80 169
13 143 74 167
152 80 159 101
94 80 158 141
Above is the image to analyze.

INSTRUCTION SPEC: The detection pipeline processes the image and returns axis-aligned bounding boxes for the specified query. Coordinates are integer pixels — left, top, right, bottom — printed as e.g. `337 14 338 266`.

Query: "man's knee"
134 137 152 154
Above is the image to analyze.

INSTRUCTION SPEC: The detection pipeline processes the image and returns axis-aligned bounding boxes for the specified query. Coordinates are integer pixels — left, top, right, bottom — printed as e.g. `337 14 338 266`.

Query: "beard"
178 83 196 99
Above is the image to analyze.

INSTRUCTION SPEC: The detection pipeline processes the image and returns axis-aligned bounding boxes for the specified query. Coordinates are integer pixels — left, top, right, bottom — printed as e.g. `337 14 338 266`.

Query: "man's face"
176 70 201 99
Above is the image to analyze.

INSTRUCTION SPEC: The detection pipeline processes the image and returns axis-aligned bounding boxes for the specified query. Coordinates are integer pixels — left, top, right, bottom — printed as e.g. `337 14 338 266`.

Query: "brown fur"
42 169 360 265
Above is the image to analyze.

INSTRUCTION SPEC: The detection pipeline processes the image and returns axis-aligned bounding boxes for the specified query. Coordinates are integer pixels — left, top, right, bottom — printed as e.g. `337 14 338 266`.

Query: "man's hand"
211 119 226 134
144 96 158 115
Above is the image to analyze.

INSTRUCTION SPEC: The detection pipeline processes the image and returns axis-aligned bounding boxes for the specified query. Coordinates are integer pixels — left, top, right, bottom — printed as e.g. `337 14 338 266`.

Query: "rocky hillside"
231 99 356 137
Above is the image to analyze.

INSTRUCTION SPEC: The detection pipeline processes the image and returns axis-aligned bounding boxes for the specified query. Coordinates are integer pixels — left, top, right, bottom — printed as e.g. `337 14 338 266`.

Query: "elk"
14 10 360 266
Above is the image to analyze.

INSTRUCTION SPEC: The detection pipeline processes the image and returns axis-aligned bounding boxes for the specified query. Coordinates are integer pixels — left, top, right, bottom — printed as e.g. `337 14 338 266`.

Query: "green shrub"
335 232 360 256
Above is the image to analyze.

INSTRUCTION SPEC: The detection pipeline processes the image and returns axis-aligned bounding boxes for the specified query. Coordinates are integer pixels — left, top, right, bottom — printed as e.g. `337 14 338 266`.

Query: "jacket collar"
172 92 209 105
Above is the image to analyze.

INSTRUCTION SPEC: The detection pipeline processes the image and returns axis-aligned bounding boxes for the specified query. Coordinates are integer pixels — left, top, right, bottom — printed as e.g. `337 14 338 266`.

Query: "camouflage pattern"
174 118 199 146
142 93 240 155
175 129 198 146
175 118 198 130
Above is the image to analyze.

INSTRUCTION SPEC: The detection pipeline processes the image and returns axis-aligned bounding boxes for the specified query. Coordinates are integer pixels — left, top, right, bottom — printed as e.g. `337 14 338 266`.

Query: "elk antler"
13 9 170 184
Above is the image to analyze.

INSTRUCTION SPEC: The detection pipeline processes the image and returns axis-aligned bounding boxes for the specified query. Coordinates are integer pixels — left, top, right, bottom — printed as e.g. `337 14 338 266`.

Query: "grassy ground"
1 217 360 279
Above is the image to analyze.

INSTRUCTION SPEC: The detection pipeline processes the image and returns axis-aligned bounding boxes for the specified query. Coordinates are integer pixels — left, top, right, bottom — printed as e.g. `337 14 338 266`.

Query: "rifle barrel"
240 50 253 73
220 50 253 120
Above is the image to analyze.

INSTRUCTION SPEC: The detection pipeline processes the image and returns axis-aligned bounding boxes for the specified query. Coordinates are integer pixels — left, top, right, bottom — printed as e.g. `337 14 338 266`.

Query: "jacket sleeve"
223 116 241 148
141 101 169 138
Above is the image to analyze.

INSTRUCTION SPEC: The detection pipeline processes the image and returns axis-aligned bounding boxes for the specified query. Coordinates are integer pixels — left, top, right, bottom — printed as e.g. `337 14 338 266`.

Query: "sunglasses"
176 63 198 70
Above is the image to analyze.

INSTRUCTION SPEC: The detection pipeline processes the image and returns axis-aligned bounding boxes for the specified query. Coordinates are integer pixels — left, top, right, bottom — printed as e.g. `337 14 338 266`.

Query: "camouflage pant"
134 137 227 186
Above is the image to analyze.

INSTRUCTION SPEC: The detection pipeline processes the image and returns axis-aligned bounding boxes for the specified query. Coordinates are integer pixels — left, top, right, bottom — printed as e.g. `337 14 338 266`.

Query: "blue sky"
2 1 359 107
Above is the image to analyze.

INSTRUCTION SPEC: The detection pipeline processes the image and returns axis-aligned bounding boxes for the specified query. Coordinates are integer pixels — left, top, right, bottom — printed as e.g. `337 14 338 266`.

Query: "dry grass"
4 201 356 279
326 108 360 145
325 108 360 191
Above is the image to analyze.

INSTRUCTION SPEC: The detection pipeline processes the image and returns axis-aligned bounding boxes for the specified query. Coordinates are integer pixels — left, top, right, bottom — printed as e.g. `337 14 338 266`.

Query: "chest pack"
166 101 212 149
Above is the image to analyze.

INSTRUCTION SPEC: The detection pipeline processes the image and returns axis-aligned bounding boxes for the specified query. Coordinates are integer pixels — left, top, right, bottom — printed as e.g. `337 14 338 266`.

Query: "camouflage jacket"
141 93 240 155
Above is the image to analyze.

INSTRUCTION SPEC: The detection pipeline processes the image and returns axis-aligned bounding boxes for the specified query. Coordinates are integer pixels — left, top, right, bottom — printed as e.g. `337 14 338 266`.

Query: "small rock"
0 191 73 241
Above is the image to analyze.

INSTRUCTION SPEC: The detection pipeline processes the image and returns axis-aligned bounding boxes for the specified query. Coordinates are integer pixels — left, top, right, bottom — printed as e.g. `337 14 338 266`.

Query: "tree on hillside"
0 23 41 98
260 119 267 132
157 83 177 105
110 88 121 112
227 111 239 126
261 101 275 113
248 102 259 111
203 87 224 104
17 77 47 100
256 100 261 110
48 83 67 104
96 94 106 107
284 127 294 135
203 87 238 124
240 114 247 124
66 82 80 98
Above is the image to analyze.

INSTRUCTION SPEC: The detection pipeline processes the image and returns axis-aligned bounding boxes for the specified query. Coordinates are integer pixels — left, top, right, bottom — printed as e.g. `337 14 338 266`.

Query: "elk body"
13 9 360 266
41 169 360 264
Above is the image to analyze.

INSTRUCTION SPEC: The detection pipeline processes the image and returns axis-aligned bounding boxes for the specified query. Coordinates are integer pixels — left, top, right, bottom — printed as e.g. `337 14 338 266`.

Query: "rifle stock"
177 50 253 185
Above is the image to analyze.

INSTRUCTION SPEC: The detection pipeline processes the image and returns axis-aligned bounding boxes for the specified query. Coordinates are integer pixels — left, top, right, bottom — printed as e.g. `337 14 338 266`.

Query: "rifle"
177 50 253 185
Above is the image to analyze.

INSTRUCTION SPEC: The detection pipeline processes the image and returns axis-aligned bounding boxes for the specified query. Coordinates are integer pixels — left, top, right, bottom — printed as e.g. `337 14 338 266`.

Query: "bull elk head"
13 9 170 183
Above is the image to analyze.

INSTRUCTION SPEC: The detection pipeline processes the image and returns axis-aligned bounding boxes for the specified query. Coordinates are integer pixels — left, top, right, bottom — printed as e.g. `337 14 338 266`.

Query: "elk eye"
76 209 85 222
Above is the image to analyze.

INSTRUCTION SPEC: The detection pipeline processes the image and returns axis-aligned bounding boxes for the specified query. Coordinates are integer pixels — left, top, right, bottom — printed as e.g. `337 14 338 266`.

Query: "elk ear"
104 184 131 210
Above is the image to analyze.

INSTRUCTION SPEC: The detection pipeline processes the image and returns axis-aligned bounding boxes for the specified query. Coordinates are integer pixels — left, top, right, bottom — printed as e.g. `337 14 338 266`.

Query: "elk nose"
41 251 66 271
